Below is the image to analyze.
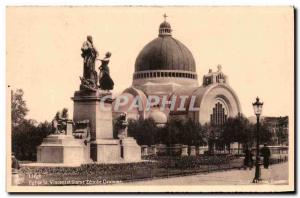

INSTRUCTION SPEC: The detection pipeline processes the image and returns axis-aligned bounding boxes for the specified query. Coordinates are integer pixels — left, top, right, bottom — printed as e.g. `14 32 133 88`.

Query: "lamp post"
252 97 264 183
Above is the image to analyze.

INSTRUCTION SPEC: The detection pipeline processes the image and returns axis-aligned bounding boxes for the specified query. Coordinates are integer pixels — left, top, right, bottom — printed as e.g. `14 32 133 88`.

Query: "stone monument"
37 35 141 165
37 109 85 164
72 35 140 163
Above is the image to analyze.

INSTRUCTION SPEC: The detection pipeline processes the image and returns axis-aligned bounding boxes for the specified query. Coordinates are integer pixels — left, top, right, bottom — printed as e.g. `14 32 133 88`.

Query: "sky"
6 6 294 122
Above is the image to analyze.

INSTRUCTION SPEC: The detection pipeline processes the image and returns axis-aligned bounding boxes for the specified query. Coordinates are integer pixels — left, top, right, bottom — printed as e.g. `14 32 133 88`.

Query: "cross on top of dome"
159 13 172 37
163 13 168 21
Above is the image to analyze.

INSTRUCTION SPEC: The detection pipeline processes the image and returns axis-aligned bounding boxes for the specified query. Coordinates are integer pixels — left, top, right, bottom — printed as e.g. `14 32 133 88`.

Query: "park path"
124 162 288 185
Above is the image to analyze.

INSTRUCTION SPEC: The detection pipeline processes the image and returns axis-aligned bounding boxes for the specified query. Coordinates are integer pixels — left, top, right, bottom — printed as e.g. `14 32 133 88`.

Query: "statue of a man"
81 35 98 86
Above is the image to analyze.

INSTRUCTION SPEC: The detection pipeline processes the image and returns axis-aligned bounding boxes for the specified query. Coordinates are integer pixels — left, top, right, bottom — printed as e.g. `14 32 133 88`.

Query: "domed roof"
135 37 196 72
159 21 171 29
134 20 196 72
148 109 168 126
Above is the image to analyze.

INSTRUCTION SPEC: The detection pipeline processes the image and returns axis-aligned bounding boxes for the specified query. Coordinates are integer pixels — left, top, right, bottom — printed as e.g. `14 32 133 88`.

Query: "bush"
142 155 236 169
20 161 158 176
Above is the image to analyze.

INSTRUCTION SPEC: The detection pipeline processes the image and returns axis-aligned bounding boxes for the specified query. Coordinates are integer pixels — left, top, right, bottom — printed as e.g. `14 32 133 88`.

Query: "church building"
116 17 241 126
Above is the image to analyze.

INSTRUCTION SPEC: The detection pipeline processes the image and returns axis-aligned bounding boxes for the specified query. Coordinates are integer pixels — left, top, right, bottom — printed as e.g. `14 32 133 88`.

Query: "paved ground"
125 162 288 185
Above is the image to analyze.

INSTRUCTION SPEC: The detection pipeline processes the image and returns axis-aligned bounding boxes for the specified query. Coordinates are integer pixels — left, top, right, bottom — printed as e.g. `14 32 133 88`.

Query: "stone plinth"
141 145 148 156
189 146 196 156
37 135 85 164
150 145 157 155
90 139 120 163
181 145 188 156
120 137 141 162
72 90 113 140
66 120 73 135
197 146 208 155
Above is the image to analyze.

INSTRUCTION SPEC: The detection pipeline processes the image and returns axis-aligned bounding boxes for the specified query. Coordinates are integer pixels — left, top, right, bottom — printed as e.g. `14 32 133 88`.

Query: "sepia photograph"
6 6 294 193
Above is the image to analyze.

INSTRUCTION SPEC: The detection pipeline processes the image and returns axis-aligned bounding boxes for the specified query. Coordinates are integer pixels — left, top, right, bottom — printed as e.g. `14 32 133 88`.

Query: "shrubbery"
127 118 208 146
20 161 158 176
143 155 236 169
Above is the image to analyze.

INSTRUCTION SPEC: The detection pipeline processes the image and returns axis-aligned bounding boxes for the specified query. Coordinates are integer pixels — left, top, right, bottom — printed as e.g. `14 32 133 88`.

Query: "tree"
12 120 54 161
11 89 29 127
127 118 207 146
11 89 55 161
165 119 185 145
127 118 157 146
177 119 206 146
221 114 253 150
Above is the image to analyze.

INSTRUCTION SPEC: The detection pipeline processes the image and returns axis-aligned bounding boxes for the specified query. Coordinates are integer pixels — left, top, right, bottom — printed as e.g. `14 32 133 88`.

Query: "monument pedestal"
37 135 85 164
73 90 116 163
90 139 120 163
72 89 141 163
72 90 113 140
120 137 141 162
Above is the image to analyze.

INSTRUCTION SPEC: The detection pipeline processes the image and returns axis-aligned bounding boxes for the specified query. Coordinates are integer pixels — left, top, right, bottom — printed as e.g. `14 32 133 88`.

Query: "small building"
263 116 289 145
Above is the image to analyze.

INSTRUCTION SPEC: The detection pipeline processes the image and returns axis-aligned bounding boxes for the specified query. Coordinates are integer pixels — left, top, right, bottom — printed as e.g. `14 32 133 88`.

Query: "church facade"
115 18 241 126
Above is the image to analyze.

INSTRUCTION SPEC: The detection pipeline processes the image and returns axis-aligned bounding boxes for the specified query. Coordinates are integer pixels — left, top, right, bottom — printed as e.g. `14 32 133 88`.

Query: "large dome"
132 19 198 89
134 21 196 72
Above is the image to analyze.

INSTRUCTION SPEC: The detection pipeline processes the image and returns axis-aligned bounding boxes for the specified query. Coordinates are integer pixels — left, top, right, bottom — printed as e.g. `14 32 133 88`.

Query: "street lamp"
252 97 264 183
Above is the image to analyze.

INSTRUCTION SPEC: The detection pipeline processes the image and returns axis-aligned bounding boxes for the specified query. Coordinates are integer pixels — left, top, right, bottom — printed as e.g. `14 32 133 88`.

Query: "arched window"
210 102 227 126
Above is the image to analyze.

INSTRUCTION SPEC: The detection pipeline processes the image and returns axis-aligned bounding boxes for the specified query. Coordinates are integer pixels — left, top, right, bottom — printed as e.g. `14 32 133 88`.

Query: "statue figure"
52 112 60 134
52 108 69 134
73 120 90 141
116 112 128 139
79 77 98 92
98 52 114 91
81 35 98 90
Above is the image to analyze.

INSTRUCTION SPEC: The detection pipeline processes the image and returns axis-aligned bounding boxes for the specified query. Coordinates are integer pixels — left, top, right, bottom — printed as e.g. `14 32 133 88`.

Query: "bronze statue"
81 35 98 90
98 52 114 91
52 108 69 134
116 112 128 139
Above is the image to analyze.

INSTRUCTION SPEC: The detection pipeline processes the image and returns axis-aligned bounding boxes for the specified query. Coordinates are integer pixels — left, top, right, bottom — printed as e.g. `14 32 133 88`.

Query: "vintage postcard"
6 6 295 192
